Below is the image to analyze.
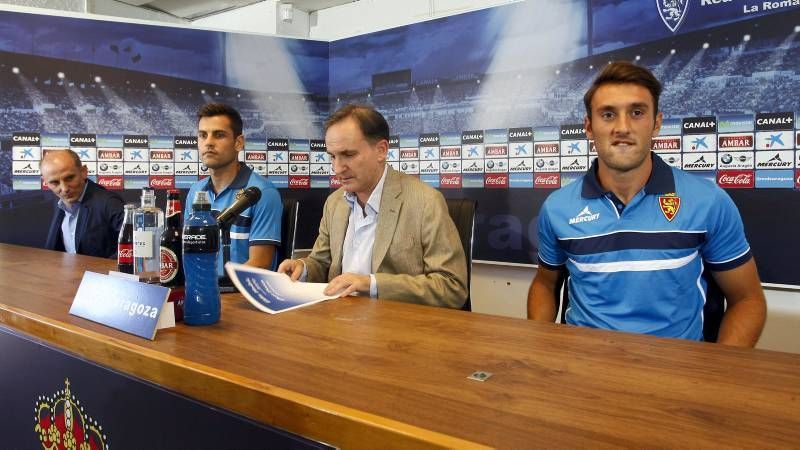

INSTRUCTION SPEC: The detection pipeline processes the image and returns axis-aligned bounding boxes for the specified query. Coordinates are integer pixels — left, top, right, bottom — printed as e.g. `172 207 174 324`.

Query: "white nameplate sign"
69 271 172 340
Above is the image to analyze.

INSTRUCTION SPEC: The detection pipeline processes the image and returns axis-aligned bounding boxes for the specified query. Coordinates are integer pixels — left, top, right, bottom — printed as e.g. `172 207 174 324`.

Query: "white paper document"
225 262 337 314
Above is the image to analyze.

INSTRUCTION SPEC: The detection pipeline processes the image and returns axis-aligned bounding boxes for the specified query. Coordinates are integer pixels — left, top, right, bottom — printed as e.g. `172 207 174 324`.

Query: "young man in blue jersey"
185 103 282 274
527 61 766 347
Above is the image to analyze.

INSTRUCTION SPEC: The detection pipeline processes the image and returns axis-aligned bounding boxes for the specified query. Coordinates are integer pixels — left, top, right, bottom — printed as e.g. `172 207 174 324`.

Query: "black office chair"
280 198 299 263
445 198 477 311
555 269 726 342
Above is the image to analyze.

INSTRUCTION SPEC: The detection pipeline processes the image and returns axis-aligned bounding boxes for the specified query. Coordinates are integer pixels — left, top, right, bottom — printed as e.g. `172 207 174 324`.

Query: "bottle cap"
193 191 211 209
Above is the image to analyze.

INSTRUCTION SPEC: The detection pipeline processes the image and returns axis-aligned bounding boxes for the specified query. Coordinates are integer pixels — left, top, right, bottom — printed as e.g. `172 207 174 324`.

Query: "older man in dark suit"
42 150 124 258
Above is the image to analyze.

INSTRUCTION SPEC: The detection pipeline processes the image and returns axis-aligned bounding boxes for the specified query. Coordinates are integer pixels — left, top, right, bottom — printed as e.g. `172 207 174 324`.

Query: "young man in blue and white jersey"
185 103 282 275
527 61 766 347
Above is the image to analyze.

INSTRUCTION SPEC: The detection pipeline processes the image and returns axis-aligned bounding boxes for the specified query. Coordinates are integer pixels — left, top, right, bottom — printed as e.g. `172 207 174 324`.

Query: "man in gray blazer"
278 105 467 309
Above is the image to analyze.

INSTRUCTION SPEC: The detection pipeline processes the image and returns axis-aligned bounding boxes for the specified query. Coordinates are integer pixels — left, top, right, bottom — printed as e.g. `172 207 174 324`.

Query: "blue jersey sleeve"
537 200 566 269
248 182 282 247
701 187 751 271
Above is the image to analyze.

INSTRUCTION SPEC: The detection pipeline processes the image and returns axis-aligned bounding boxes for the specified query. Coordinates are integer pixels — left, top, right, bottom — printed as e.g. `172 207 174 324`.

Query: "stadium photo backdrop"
1 1 799 285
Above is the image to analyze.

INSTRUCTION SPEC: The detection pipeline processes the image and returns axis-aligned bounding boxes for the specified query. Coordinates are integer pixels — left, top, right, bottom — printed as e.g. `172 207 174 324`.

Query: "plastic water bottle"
133 188 164 283
182 191 220 325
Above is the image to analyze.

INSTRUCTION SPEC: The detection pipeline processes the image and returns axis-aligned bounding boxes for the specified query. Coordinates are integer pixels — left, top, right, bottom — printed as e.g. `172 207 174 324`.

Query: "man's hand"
277 259 305 281
324 273 370 297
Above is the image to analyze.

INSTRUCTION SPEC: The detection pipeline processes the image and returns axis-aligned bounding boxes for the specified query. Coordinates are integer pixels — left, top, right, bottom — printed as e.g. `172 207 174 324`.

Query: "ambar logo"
150 151 173 160
719 134 753 149
98 149 123 159
652 137 681 151
534 142 560 154
246 152 267 161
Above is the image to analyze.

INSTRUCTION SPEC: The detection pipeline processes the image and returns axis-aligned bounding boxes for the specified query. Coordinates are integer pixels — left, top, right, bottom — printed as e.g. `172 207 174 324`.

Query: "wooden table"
1 244 799 448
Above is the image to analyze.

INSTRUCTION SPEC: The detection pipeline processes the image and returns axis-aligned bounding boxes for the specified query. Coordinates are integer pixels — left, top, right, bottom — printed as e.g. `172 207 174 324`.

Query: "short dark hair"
583 61 662 117
325 104 390 144
197 103 243 137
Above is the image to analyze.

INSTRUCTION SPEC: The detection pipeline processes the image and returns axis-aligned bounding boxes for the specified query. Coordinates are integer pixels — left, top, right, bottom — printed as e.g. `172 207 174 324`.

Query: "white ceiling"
116 0 358 21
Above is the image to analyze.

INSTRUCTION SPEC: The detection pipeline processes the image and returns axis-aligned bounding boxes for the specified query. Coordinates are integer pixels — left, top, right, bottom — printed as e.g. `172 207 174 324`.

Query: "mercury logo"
569 206 600 225
758 154 791 167
685 156 714 168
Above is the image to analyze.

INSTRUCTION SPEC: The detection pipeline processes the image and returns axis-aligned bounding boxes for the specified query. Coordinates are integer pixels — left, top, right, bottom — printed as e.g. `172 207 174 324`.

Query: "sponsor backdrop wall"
1 1 799 285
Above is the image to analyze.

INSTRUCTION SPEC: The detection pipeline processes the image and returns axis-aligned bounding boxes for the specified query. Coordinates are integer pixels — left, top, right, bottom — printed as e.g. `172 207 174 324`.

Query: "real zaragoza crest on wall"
34 378 109 449
657 0 689 33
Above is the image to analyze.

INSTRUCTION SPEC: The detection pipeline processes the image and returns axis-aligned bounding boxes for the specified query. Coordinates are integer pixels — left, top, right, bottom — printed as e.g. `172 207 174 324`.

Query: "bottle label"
160 247 180 283
133 230 154 258
182 226 219 253
118 243 133 264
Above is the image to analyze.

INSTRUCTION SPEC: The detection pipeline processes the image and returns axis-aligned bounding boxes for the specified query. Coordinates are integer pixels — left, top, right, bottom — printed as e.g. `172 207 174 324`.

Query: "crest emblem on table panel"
34 378 108 449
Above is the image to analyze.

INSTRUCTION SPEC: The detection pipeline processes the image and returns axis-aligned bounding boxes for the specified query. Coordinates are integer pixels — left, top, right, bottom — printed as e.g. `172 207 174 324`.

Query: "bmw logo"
536 159 545 168
151 164 160 171
99 163 108 171
486 160 495 169
442 162 449 169
721 154 733 164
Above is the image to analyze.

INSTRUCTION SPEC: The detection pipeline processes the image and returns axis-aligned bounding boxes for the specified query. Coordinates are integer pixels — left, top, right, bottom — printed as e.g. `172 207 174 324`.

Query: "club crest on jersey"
658 194 681 222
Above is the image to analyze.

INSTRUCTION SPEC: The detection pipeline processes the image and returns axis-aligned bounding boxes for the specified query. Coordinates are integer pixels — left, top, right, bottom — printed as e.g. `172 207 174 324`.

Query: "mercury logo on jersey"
569 206 600 225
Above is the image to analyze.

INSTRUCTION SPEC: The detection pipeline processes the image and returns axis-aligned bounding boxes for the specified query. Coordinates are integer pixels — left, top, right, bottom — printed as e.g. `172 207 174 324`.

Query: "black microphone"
216 186 262 226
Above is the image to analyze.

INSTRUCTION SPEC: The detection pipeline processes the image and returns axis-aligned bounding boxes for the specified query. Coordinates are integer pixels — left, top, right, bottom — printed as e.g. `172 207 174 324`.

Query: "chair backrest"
701 269 726 343
445 198 477 311
555 270 726 341
280 198 299 262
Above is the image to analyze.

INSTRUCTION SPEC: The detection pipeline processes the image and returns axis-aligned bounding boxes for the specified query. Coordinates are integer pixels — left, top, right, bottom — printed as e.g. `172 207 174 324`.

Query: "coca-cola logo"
535 173 560 188
795 170 800 187
98 176 123 189
150 176 174 189
289 176 310 188
717 170 754 188
118 245 133 264
484 174 508 188
439 174 461 188
330 176 342 188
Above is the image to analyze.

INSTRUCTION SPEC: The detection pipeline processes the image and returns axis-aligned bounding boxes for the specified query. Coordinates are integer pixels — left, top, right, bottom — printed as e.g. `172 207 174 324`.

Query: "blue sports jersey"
185 163 282 275
537 154 751 340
